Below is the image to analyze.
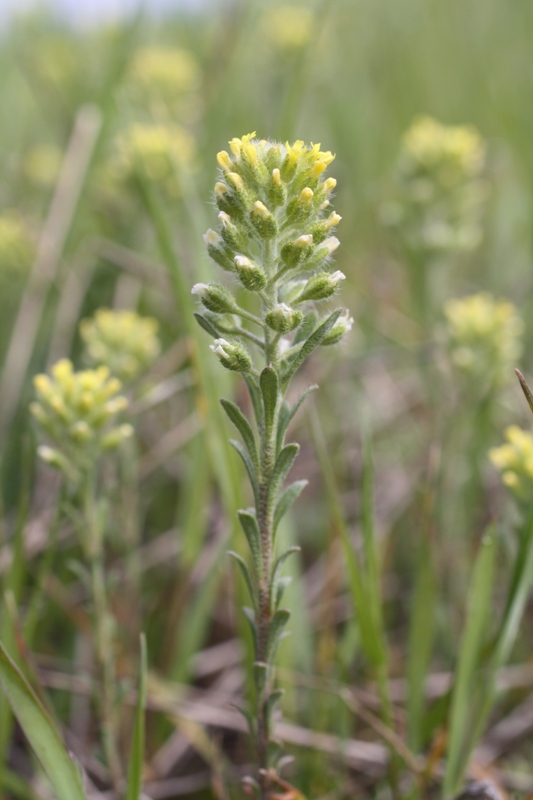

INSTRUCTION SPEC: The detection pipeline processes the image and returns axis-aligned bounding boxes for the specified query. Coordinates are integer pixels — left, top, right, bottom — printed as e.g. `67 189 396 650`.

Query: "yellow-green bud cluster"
115 122 195 197
445 293 523 391
128 46 199 100
385 115 488 254
489 426 533 501
261 6 315 51
193 132 350 375
31 359 132 481
80 309 161 383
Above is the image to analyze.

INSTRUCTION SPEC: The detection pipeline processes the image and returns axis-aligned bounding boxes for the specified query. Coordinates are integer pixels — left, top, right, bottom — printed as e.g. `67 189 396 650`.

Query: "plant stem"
83 477 122 789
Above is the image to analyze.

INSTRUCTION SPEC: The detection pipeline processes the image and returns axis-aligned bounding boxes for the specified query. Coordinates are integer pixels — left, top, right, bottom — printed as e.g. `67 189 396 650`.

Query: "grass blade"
443 531 496 798
0 639 86 800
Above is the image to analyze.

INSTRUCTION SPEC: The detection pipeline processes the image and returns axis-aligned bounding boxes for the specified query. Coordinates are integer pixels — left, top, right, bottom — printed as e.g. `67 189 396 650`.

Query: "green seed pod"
218 212 249 252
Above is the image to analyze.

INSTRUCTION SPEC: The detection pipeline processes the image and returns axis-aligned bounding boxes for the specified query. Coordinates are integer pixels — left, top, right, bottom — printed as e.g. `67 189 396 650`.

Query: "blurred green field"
2 1 533 799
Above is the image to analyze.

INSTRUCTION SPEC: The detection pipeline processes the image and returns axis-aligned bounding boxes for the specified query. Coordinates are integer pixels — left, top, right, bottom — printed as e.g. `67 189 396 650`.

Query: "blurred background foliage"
2 0 533 798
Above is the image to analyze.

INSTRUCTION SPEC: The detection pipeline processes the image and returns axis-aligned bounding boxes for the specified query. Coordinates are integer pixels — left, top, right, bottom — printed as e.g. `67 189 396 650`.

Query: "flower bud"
218 211 248 252
267 168 287 208
285 187 315 224
250 201 278 239
310 212 342 244
309 236 340 265
203 229 235 271
210 338 252 372
280 234 314 269
265 303 303 333
234 255 267 291
295 271 346 303
217 150 232 171
191 282 236 314
101 424 134 450
321 310 353 346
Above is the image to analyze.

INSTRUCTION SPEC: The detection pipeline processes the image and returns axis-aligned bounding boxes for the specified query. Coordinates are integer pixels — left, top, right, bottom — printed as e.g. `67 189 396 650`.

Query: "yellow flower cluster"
445 293 523 390
490 426 533 499
0 212 34 276
129 46 199 98
402 116 486 182
115 122 195 197
31 359 132 480
80 309 160 383
261 6 315 50
387 115 488 253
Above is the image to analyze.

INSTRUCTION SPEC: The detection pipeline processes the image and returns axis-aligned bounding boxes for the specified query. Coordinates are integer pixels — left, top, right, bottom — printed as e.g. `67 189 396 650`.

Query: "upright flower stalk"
192 133 351 797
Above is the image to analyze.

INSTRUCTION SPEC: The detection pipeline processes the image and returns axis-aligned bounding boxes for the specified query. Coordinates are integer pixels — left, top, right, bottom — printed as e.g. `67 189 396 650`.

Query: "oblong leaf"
0 639 87 800
273 480 308 535
271 443 300 500
276 385 317 453
270 546 301 608
194 312 220 338
267 608 291 662
221 398 258 466
281 309 342 388
228 551 256 607
238 509 262 577
260 367 279 438
230 440 259 504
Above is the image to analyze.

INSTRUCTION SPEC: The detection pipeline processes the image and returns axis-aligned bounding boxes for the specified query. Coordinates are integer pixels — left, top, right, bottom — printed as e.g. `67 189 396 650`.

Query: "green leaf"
229 440 259 505
0 639 87 800
271 443 300 499
281 309 342 388
193 312 220 338
267 608 291 661
276 385 317 453
243 374 263 428
237 509 262 577
228 551 256 608
260 367 280 437
221 398 259 467
274 576 292 608
516 369 533 415
243 607 257 653
273 480 308 535
264 689 284 727
443 533 496 798
125 633 147 800
270 547 301 608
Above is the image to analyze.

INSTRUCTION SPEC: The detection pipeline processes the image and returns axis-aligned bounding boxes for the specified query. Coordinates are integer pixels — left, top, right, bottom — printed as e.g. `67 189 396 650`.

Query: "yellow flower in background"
80 309 161 383
490 426 533 500
262 6 315 50
402 116 486 182
115 122 196 196
0 211 34 276
129 46 199 98
31 359 132 480
445 293 523 391
24 144 62 187
386 115 488 254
